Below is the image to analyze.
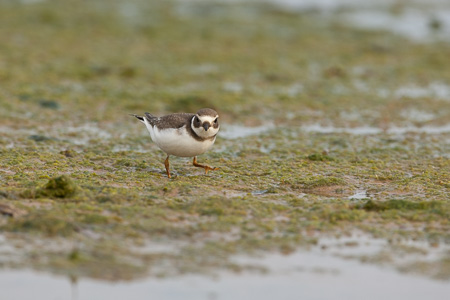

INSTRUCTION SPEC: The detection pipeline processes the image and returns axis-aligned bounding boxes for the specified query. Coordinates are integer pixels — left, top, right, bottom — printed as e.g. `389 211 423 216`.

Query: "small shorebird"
131 108 219 178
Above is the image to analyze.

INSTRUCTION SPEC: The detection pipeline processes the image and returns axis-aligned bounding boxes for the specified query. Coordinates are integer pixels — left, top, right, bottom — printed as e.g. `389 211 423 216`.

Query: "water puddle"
316 234 387 257
301 124 382 135
234 0 397 12
179 1 450 43
343 8 450 43
222 82 244 93
61 124 112 145
348 190 368 200
301 124 450 135
112 144 152 153
0 123 113 146
2 245 449 300
220 123 275 139
393 83 450 101
400 109 436 123
387 124 450 134
251 189 268 195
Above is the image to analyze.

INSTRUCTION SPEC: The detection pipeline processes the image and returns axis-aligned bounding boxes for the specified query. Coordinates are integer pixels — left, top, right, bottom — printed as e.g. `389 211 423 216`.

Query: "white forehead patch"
198 115 218 123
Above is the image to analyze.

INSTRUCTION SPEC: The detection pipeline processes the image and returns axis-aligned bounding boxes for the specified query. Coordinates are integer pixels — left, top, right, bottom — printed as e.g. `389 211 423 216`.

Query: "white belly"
145 124 215 157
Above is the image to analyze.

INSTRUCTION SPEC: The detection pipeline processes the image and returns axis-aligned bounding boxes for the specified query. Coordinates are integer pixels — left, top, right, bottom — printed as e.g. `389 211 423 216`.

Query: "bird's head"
191 108 219 138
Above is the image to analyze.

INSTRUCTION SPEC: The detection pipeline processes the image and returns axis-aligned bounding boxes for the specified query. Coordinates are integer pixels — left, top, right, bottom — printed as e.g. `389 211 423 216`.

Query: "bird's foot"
193 157 219 174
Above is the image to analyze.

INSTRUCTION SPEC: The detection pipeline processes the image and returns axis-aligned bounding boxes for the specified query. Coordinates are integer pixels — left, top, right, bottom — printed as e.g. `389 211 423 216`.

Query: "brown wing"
153 113 194 129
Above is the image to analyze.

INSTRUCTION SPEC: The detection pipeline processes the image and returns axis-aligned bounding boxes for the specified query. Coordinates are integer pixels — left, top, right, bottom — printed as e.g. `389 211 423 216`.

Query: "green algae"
360 199 444 212
291 176 347 189
81 213 111 225
34 175 78 199
307 153 336 161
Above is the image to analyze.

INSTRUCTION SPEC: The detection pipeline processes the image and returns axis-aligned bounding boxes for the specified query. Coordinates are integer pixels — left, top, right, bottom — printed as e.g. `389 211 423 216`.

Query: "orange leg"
192 156 219 174
164 155 171 178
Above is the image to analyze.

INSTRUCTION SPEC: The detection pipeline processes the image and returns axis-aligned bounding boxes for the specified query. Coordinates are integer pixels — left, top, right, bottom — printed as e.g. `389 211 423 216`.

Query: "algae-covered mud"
0 0 449 293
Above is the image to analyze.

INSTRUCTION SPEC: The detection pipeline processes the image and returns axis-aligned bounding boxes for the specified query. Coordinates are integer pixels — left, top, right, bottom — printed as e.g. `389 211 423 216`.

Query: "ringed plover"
132 108 219 178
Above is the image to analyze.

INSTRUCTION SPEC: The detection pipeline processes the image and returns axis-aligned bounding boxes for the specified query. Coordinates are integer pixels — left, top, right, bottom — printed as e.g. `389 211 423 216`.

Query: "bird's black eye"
194 116 200 124
213 118 218 124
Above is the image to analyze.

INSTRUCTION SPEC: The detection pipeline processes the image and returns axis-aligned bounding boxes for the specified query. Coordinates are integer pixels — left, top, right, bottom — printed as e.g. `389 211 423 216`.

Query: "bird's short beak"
203 123 210 131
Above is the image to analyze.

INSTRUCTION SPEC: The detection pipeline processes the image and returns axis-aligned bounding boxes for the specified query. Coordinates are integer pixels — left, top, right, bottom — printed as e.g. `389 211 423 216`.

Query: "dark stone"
38 99 60 110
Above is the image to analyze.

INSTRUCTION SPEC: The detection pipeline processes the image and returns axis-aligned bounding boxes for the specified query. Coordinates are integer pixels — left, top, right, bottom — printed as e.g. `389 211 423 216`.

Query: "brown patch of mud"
304 185 353 197
0 203 26 218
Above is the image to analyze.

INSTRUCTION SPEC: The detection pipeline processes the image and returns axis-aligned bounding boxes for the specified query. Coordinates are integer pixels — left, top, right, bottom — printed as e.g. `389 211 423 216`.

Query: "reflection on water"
2 247 449 300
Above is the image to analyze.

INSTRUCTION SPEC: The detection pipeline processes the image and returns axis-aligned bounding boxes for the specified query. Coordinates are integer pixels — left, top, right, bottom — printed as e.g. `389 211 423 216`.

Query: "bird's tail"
130 113 157 124
129 114 145 122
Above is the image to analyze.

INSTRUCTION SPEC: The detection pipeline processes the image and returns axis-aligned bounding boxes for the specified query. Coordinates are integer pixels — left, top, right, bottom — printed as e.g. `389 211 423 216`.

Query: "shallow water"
190 0 450 42
348 190 368 200
2 247 449 300
393 83 450 101
301 124 450 135
220 123 275 139
343 8 450 43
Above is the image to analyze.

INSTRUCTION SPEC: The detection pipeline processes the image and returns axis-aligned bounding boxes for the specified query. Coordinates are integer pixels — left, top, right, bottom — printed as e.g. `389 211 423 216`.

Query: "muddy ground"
0 0 449 282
